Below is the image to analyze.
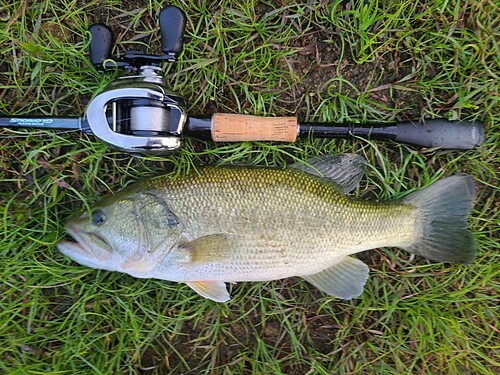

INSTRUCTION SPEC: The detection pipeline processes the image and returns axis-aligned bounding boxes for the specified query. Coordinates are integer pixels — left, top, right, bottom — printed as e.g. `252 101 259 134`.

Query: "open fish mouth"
57 224 112 262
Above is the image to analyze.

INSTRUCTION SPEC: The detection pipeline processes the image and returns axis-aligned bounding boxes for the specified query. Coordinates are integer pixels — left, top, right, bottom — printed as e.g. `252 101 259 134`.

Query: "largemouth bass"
57 154 477 302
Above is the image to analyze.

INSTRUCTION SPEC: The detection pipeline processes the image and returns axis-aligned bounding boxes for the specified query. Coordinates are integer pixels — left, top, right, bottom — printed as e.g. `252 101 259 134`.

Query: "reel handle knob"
159 6 186 60
89 24 114 68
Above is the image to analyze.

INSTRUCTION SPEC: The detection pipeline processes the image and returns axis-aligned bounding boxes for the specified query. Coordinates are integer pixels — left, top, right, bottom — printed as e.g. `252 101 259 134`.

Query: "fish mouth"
58 224 112 263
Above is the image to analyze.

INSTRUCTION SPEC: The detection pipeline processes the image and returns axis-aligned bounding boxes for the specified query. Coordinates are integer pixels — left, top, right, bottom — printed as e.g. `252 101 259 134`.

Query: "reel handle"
88 6 185 69
159 6 186 60
89 24 114 68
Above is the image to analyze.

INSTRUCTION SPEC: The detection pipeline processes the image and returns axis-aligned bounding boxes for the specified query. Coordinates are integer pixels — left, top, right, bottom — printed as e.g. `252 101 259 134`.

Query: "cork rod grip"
211 113 298 142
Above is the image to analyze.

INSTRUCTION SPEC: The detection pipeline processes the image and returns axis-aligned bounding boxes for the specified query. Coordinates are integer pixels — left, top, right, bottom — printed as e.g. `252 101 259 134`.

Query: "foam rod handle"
211 113 298 142
89 24 114 67
395 120 484 149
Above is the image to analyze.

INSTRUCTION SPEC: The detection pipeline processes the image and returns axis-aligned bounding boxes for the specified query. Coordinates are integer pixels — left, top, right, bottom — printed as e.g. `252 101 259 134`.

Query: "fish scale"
147 167 417 280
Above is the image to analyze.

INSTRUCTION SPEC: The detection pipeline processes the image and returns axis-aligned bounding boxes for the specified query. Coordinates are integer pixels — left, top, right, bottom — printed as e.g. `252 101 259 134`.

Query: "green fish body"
58 155 477 302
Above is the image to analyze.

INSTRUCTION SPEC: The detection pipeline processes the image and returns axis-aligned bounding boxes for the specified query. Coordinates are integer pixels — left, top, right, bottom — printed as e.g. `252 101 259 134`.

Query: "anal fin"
302 256 369 300
186 280 231 302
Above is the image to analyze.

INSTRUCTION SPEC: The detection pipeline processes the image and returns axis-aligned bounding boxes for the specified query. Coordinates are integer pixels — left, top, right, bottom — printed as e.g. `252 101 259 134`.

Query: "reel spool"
129 101 171 135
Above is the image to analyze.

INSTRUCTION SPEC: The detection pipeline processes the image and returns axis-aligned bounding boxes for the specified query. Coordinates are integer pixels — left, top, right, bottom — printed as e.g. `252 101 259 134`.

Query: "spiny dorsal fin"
291 154 366 193
301 256 369 299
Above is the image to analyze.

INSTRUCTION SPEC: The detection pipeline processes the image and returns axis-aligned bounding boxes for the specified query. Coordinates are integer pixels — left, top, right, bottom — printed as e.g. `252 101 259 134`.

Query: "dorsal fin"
291 154 366 193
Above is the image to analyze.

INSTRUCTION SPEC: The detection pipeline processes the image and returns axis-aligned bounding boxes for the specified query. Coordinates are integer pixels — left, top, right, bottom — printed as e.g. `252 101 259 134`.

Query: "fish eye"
91 209 106 226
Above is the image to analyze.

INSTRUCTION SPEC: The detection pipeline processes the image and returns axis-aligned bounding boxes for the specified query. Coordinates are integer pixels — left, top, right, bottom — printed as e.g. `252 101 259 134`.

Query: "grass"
0 0 498 373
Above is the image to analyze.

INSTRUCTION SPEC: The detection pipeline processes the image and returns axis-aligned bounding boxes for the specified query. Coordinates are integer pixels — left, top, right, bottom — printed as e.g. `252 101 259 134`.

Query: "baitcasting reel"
86 5 188 154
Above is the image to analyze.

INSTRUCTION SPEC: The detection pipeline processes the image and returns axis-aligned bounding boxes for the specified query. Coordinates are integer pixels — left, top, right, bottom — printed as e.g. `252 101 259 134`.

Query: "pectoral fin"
186 280 231 302
179 234 237 263
302 256 369 299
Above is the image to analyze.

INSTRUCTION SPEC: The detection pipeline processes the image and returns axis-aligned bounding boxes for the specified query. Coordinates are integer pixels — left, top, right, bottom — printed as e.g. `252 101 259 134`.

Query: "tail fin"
402 175 477 264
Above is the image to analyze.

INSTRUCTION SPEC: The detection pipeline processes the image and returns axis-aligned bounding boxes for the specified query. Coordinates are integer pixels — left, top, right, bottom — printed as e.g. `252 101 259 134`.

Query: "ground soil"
81 1 427 122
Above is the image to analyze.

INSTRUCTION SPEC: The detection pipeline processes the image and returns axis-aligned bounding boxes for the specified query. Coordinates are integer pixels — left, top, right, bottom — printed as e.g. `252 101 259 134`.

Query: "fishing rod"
0 6 484 155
